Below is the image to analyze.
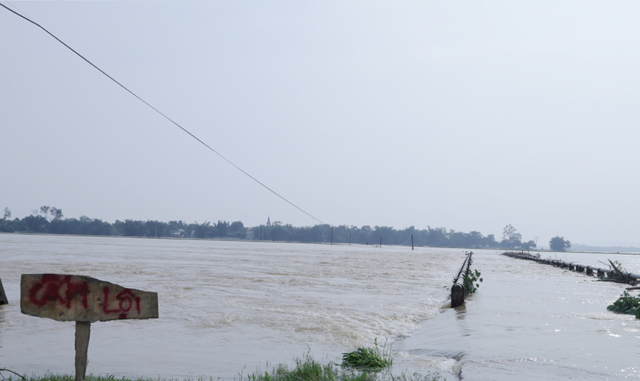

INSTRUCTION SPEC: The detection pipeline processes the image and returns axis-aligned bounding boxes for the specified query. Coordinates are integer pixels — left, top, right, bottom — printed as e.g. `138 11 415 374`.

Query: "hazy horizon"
1 1 638 247
4 205 639 250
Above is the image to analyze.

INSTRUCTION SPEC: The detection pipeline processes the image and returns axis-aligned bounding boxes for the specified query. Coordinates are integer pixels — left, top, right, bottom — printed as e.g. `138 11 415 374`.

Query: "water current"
1 234 639 380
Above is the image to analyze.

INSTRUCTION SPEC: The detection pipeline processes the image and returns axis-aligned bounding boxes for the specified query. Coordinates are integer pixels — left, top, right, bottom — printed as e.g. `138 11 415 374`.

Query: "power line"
3 0 29 18
0 3 325 225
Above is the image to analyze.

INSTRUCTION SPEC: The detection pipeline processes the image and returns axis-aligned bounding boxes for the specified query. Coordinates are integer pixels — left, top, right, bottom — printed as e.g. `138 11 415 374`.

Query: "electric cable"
0 3 326 225
398 235 412 246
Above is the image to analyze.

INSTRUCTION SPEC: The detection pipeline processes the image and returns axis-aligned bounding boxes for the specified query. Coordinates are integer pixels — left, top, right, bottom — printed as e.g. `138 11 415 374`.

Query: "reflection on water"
1 234 639 380
454 304 467 320
0 306 5 350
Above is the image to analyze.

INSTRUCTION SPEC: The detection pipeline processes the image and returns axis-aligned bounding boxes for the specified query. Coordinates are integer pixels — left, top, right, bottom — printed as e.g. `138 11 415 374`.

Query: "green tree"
229 221 246 238
39 205 51 220
118 219 146 236
215 220 229 237
38 205 63 222
484 234 498 248
194 221 213 238
50 207 64 221
22 215 49 233
549 236 571 252
0 207 14 233
501 224 523 248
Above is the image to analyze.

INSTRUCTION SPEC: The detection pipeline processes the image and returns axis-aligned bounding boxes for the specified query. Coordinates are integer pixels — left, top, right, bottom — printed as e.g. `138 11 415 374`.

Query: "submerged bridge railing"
451 251 473 307
502 251 640 285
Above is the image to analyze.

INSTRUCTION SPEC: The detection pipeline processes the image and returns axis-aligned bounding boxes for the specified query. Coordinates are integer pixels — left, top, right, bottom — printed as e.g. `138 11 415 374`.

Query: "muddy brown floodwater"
1 234 639 380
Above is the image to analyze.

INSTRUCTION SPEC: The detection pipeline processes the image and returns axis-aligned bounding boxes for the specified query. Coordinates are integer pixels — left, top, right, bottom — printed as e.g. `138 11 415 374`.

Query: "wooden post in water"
411 234 414 250
75 322 91 381
0 277 8 305
379 236 382 248
451 284 465 308
331 226 333 245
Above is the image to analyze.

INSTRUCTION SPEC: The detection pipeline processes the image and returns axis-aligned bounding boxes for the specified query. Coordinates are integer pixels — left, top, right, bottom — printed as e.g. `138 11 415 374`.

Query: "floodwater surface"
0 234 639 380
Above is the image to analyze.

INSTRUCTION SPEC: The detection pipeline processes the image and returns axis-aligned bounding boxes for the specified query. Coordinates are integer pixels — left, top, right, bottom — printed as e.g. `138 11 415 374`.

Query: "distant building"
169 229 186 238
245 228 255 240
266 216 271 227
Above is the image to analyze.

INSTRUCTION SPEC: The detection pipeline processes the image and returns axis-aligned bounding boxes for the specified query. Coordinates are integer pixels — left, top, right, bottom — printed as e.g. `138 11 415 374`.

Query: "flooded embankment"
396 250 640 380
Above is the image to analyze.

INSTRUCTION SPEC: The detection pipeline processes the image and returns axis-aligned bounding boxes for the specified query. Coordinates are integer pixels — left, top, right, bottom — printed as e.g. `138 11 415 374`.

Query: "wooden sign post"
20 274 159 381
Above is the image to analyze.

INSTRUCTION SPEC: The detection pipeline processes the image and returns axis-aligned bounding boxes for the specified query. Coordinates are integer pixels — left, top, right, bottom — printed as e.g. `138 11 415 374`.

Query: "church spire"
266 216 271 226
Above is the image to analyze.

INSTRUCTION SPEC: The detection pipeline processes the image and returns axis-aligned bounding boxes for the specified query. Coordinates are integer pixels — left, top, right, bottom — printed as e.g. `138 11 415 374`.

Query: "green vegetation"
1 206 537 250
341 339 392 370
462 269 483 294
549 236 571 252
607 291 640 319
0 351 445 381
611 260 623 273
0 206 245 239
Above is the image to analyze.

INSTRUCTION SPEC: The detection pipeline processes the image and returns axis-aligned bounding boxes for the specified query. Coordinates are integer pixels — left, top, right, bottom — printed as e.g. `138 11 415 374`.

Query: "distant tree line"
0 206 246 239
250 221 537 249
0 206 545 250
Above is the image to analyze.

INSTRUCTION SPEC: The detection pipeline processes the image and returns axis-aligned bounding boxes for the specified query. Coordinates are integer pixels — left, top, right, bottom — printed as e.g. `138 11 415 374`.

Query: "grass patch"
341 339 392 370
244 350 442 381
1 376 161 381
244 352 373 381
1 351 444 381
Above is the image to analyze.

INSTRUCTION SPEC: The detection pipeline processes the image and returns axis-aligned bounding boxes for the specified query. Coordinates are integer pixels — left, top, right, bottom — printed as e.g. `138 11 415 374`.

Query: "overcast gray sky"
1 1 638 247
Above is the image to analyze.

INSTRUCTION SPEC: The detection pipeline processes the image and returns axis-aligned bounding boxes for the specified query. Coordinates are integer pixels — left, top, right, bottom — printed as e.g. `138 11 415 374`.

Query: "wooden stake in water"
411 234 414 250
451 283 465 308
0 277 8 305
75 322 91 381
